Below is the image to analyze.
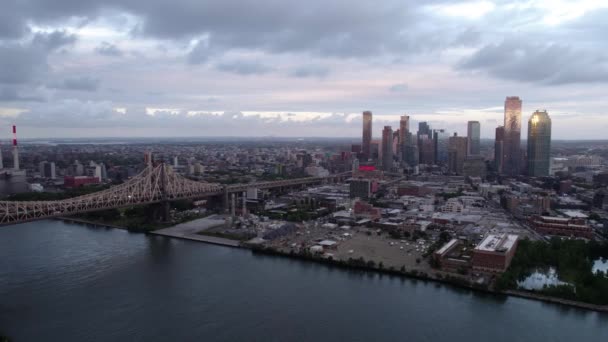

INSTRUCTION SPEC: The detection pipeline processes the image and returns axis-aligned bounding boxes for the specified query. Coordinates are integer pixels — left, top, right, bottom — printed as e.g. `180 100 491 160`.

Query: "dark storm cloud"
289 65 330 78
95 42 123 56
49 76 101 92
31 30 77 51
459 38 608 85
0 30 76 84
216 60 273 75
3 0 461 59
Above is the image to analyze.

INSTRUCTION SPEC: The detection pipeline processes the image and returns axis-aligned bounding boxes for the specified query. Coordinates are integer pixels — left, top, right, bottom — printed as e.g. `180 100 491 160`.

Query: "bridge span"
0 163 350 226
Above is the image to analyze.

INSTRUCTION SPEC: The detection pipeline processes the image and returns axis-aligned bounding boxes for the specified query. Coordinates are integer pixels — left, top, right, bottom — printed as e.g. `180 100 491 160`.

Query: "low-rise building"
471 234 519 273
529 215 593 238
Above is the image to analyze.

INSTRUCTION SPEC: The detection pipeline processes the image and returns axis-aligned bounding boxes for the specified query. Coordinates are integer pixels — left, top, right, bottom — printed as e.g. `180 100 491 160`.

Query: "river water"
1 221 607 342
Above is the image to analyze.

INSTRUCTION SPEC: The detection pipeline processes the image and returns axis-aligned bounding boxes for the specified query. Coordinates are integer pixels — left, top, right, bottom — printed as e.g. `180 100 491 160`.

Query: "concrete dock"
150 216 241 248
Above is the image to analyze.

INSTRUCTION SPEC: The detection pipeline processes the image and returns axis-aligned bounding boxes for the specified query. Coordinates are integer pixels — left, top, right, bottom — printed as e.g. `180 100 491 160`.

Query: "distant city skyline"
0 0 607 139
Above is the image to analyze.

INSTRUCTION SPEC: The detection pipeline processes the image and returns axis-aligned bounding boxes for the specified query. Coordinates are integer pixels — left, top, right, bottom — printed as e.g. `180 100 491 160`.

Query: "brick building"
471 234 519 273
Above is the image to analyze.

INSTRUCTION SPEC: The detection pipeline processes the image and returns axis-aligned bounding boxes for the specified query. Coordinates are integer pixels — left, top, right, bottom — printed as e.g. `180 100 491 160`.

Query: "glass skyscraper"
362 111 372 160
503 96 522 176
381 126 394 171
467 121 480 156
527 110 552 177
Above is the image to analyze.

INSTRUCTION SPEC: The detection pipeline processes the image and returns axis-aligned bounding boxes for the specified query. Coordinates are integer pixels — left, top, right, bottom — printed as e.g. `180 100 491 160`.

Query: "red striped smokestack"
12 125 17 146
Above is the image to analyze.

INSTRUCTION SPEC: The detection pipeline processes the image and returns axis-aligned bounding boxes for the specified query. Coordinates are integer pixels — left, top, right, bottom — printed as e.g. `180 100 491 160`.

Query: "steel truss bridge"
0 163 350 226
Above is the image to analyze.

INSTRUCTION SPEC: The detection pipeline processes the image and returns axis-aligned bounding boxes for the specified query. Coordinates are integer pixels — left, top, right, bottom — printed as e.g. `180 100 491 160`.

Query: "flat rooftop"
475 234 518 253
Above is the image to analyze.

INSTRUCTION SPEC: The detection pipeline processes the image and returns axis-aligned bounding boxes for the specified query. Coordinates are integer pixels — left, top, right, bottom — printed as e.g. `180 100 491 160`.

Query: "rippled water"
1 220 607 342
518 267 571 290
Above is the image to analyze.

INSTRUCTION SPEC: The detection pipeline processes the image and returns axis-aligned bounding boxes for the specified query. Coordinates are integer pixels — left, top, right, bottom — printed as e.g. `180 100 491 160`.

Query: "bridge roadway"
0 163 351 226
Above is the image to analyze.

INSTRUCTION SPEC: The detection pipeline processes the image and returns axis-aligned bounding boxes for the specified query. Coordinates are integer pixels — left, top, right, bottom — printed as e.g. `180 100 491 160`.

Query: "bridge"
0 163 351 226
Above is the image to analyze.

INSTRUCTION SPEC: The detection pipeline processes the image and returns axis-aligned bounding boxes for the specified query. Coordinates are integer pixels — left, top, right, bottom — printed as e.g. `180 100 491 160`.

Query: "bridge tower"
159 163 170 222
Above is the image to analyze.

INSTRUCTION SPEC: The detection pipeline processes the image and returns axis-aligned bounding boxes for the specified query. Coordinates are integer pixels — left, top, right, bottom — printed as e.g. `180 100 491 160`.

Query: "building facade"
448 135 468 175
381 126 394 171
527 110 552 177
362 111 372 161
503 96 522 176
467 121 480 156
494 126 505 173
434 129 450 166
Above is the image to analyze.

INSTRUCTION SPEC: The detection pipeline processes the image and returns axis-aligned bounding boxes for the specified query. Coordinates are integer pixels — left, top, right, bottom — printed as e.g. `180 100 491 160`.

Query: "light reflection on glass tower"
527 110 552 177
503 96 522 176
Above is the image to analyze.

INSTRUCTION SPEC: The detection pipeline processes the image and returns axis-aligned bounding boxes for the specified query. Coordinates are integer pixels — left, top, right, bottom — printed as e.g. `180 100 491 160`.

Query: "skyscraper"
418 122 431 138
419 134 435 165
434 129 450 165
494 126 505 173
467 121 480 156
448 134 468 175
399 115 409 162
527 110 552 177
503 96 522 176
362 111 372 160
381 126 393 171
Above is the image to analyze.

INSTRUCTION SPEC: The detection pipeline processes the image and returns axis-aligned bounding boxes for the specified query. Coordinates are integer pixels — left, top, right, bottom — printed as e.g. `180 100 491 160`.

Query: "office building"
467 121 480 156
404 132 419 170
418 122 431 138
434 129 450 165
494 126 505 173
503 96 522 176
472 234 519 273
527 110 552 177
399 115 409 162
350 179 372 199
381 126 393 171
362 111 372 160
419 134 435 165
463 156 486 179
38 161 56 179
448 135 468 174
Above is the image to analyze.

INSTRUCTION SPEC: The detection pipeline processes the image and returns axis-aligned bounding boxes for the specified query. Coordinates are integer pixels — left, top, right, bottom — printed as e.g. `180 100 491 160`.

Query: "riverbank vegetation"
496 238 608 305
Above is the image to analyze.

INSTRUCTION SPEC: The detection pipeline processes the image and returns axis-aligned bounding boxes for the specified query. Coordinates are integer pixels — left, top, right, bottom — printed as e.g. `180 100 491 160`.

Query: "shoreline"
248 246 608 313
57 217 608 313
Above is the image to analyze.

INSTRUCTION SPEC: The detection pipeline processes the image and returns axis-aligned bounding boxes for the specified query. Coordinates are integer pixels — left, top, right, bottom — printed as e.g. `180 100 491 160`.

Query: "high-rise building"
495 126 505 173
399 115 409 161
404 132 419 170
419 134 435 165
448 134 468 174
467 121 481 156
418 122 431 138
434 129 450 165
362 111 372 160
503 96 522 176
463 156 486 178
38 161 56 179
527 110 552 177
381 126 393 171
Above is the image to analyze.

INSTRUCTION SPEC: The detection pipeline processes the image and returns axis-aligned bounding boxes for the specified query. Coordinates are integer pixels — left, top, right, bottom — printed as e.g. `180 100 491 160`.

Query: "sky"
0 0 607 139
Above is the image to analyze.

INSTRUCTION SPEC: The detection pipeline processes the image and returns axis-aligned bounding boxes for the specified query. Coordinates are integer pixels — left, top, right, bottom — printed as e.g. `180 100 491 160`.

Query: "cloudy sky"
0 0 607 139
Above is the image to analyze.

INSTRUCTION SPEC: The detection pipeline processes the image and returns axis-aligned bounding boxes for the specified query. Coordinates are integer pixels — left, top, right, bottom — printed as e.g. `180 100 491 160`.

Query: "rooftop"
475 234 518 253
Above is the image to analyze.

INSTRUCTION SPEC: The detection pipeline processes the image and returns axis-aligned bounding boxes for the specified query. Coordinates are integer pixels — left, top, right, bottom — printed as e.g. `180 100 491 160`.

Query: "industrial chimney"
12 125 19 170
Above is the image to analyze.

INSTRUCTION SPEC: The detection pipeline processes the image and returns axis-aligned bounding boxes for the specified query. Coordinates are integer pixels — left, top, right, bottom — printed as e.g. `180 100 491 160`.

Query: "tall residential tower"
527 110 552 177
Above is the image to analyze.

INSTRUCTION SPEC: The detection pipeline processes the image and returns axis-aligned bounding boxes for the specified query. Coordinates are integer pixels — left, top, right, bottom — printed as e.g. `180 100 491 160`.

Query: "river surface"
1 220 607 342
